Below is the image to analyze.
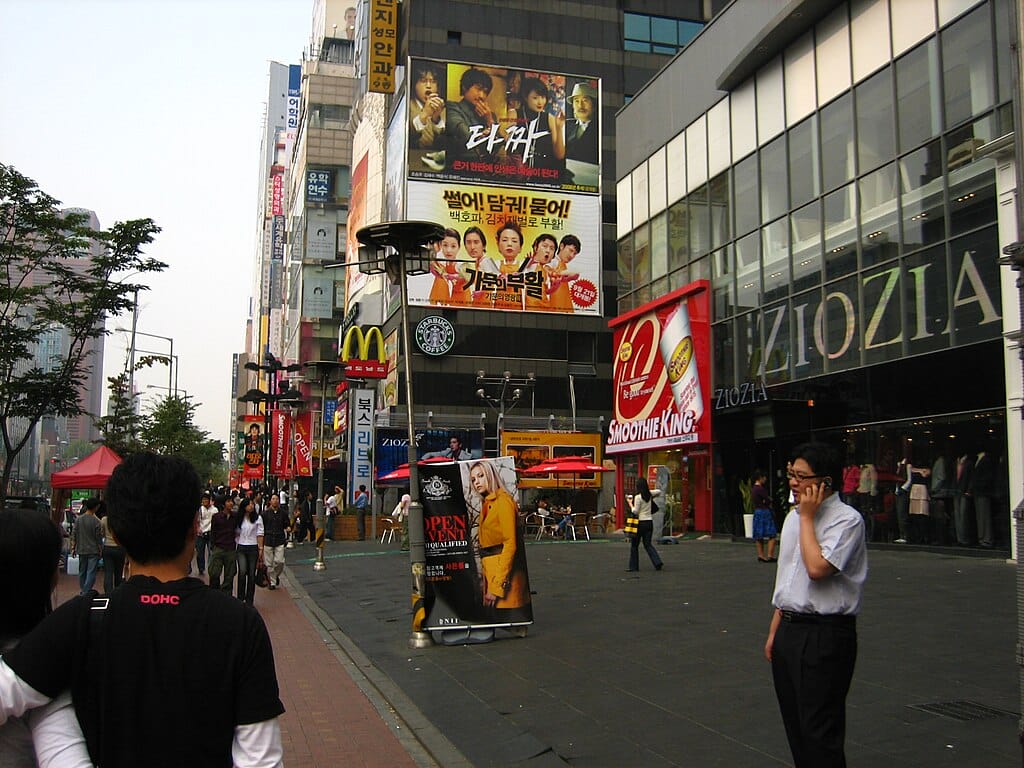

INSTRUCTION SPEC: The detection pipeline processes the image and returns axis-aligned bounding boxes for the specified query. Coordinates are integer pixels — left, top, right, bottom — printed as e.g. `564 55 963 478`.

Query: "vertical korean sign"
367 0 397 94
347 389 374 506
606 281 712 454
419 457 532 630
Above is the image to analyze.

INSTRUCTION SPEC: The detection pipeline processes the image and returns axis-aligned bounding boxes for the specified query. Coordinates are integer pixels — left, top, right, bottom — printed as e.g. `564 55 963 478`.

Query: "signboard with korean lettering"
271 216 285 261
347 389 375 507
287 64 302 132
405 180 600 315
606 281 712 455
271 174 284 216
306 169 333 203
407 57 600 196
367 0 398 94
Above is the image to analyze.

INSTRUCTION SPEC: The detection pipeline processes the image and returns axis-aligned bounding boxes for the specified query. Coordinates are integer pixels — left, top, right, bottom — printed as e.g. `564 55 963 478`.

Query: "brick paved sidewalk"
54 563 432 768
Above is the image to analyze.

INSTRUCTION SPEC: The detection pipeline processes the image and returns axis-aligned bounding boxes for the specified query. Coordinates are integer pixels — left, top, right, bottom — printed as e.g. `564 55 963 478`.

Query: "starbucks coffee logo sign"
415 315 455 356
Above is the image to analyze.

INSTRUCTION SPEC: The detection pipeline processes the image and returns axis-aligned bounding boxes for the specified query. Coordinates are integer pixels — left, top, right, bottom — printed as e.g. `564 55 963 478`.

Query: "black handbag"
255 562 269 588
651 499 659 514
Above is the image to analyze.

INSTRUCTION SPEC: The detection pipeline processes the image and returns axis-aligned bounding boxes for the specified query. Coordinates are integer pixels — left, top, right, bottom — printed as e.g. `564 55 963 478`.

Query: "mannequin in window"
954 453 975 546
969 448 996 548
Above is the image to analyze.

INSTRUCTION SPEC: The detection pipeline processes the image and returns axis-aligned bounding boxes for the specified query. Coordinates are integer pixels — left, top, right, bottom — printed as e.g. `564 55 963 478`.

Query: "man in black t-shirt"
0 452 285 768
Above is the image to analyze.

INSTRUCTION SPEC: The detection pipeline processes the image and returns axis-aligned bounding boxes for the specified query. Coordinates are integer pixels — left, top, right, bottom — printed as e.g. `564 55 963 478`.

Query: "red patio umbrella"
521 455 610 488
377 456 455 483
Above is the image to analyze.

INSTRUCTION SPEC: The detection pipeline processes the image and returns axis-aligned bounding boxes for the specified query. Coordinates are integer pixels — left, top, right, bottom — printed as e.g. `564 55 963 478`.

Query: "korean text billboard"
607 281 712 454
406 180 600 315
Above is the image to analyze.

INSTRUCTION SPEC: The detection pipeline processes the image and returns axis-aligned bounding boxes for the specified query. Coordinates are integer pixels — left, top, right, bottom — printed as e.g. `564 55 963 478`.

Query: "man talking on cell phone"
764 442 867 768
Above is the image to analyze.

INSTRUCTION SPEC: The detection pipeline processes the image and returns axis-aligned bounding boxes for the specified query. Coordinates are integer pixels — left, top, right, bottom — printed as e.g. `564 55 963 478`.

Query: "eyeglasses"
786 470 823 481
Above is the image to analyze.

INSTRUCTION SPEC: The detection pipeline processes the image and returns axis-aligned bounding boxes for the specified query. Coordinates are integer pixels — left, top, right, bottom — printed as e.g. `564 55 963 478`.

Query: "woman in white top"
235 497 264 606
627 477 663 572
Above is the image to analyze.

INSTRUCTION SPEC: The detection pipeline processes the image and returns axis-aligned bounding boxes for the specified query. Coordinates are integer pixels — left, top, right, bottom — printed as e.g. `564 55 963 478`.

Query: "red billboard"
269 410 292 477
293 412 314 477
242 415 265 480
606 281 711 454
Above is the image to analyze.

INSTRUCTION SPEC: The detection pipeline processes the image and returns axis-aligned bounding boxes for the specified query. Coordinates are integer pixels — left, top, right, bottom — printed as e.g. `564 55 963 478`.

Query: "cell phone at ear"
822 477 833 489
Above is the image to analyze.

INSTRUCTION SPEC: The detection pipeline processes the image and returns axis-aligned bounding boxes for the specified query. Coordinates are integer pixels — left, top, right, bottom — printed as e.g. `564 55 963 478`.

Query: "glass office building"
615 0 1020 550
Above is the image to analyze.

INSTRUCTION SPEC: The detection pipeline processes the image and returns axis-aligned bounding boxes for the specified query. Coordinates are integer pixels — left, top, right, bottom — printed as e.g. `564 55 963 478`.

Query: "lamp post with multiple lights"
237 353 304 490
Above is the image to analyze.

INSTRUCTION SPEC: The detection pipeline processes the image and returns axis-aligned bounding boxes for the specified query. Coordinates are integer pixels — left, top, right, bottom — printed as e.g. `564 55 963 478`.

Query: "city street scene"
3 0 1024 766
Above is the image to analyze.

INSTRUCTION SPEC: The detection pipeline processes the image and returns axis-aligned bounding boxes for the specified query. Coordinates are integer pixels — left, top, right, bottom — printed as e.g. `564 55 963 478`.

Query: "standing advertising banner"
269 410 292 477
419 456 533 630
293 412 314 477
345 154 369 300
606 281 712 454
242 415 265 480
405 181 600 314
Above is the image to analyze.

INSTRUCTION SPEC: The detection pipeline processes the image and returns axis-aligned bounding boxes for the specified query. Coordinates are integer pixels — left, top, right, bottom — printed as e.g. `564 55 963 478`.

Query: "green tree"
0 164 165 501
93 372 143 457
139 395 225 483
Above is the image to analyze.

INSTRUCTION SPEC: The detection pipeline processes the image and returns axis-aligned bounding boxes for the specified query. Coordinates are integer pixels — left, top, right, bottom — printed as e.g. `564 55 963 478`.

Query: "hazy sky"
0 0 311 445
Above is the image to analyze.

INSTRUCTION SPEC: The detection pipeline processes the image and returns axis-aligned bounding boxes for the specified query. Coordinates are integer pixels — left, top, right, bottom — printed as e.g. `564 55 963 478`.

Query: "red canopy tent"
51 446 122 489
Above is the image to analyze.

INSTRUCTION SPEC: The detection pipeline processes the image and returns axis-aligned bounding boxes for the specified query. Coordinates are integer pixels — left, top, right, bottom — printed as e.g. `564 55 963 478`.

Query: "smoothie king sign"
607 281 711 454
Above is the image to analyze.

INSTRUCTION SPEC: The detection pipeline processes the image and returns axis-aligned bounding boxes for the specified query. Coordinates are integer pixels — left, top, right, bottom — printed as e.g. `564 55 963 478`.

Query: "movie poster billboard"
607 281 712 454
420 456 533 629
405 180 600 315
407 57 600 196
242 415 265 480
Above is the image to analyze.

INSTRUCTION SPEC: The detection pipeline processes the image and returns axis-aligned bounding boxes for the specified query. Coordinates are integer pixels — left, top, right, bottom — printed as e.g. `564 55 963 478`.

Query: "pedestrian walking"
751 469 777 562
626 477 663 572
208 496 240 593
0 452 285 767
194 491 214 575
99 506 126 593
236 498 264 606
71 497 103 594
261 494 289 590
764 442 867 768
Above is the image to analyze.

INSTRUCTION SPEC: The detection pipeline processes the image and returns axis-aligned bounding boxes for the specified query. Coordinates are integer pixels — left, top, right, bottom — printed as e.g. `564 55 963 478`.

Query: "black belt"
780 610 855 628
480 545 503 558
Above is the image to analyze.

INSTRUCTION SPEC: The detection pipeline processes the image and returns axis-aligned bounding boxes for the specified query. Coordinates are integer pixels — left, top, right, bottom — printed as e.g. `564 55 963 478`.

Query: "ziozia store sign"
740 240 1002 380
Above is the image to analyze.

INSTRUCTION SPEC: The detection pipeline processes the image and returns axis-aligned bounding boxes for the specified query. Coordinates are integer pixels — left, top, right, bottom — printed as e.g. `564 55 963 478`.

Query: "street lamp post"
302 360 346 571
116 328 175 395
240 354 303 489
352 221 444 649
476 371 536 456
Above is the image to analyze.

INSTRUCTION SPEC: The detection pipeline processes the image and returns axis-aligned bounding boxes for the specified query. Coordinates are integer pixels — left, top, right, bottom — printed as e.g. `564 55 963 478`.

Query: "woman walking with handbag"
626 477 663 572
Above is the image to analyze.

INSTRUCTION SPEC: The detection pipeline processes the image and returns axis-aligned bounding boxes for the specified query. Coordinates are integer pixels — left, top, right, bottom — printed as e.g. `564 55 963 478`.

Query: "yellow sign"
502 431 604 489
340 325 388 378
367 0 398 94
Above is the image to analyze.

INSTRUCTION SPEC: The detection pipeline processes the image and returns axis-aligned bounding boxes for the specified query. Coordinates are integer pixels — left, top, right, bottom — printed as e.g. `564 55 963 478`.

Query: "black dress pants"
771 617 857 768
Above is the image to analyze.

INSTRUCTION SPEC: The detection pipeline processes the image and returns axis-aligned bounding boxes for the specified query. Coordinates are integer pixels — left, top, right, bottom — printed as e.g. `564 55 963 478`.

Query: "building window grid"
623 12 705 56
619 1 1003 385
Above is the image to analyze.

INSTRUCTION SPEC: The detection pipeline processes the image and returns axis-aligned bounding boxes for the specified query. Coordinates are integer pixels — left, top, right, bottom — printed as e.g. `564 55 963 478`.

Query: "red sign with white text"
606 281 711 454
293 412 314 477
270 410 292 477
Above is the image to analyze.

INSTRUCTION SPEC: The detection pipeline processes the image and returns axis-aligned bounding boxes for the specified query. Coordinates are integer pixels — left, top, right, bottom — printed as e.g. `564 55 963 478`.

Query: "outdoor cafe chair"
570 512 591 541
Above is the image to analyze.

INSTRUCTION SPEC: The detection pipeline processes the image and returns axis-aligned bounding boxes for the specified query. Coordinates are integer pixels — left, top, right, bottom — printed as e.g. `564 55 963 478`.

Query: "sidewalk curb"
283 567 472 768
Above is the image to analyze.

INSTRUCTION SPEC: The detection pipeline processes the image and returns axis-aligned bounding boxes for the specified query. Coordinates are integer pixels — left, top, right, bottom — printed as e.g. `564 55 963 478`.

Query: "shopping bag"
255 562 269 588
624 514 639 536
66 554 80 576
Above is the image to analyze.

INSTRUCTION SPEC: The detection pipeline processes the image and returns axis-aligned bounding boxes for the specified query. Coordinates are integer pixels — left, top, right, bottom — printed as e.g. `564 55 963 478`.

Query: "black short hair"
460 68 492 96
790 442 842 489
0 509 62 639
559 234 581 252
464 226 487 248
106 452 201 565
532 233 557 252
751 468 767 483
83 496 101 512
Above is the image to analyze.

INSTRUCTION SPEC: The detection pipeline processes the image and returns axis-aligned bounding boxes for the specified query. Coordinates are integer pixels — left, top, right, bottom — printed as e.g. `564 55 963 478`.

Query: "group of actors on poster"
426 222 584 312
408 59 600 188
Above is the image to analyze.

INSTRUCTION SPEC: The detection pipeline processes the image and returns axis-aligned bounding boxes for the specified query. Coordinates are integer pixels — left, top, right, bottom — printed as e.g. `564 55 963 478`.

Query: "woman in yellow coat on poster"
468 461 529 610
